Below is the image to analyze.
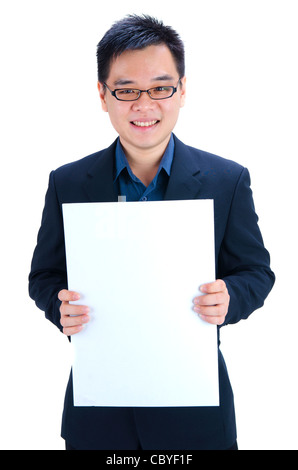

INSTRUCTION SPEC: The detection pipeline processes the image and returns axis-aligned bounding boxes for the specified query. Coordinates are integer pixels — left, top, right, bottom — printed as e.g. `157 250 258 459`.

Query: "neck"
120 135 171 186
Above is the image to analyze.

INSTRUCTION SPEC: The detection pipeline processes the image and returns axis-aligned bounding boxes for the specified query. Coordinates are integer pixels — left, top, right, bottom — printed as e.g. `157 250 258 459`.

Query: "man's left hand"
193 279 230 325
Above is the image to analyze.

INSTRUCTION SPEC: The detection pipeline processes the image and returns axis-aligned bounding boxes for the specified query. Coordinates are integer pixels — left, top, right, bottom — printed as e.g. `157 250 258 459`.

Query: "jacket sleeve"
29 171 68 331
217 167 275 326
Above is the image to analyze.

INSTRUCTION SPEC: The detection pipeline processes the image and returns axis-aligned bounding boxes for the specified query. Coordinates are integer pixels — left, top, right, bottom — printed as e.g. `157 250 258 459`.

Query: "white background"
0 0 297 450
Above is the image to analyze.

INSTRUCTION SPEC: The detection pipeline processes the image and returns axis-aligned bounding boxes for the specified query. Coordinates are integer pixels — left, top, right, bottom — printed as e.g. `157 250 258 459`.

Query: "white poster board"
63 200 219 407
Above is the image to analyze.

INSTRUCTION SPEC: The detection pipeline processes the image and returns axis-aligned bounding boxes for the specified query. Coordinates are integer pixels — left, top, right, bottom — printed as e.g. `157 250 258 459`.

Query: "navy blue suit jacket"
29 135 275 450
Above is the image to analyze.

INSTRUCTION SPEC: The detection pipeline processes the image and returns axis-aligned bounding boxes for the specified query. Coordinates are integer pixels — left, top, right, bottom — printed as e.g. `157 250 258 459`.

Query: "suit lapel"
165 135 202 200
81 135 202 203
82 140 118 202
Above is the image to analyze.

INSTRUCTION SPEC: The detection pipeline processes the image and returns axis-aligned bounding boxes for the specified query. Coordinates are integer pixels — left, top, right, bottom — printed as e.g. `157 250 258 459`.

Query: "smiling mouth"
131 120 159 127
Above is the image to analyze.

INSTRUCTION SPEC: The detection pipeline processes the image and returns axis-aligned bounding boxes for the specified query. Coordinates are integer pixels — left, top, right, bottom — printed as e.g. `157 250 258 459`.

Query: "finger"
194 292 226 307
62 324 85 336
198 314 226 326
58 289 80 302
194 302 227 317
60 302 89 317
60 311 90 327
200 279 226 294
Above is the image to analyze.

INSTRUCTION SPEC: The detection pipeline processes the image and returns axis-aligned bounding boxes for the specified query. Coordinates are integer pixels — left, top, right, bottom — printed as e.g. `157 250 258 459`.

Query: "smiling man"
98 45 186 187
29 15 275 450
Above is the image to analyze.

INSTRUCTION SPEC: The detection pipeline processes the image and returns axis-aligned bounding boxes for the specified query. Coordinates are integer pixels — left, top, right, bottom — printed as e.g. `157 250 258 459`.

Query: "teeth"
132 120 158 127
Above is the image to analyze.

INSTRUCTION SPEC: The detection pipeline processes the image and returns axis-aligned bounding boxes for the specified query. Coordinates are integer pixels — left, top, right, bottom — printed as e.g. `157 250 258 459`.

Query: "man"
29 15 275 450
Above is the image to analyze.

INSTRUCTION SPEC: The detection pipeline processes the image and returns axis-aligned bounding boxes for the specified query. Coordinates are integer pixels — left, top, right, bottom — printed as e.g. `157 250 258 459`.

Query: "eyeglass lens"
116 86 174 101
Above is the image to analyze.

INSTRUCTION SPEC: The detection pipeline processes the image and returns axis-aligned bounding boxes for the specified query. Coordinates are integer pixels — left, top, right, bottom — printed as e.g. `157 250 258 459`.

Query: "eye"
118 89 137 94
115 89 140 100
154 86 170 92
149 86 174 99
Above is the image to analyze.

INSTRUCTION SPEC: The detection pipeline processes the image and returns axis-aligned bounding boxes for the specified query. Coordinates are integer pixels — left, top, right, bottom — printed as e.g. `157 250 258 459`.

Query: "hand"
193 279 230 326
58 289 90 335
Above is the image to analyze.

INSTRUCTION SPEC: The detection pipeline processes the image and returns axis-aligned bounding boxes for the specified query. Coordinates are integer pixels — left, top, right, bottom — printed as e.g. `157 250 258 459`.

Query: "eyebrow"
113 75 175 87
113 79 135 86
152 74 175 82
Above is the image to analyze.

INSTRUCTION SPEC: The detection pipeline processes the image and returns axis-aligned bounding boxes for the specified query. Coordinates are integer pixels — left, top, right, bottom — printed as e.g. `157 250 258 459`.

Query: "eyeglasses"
104 79 181 101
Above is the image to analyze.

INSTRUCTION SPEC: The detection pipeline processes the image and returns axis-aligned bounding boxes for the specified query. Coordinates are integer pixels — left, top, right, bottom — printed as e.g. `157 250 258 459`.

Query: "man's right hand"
58 289 90 336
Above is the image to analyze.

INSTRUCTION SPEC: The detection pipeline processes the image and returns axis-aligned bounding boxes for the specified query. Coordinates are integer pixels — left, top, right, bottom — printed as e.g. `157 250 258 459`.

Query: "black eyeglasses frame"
103 79 182 101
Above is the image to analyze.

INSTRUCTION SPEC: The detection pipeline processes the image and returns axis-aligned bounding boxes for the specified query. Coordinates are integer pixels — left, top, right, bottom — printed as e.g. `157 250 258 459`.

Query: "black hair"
96 14 185 83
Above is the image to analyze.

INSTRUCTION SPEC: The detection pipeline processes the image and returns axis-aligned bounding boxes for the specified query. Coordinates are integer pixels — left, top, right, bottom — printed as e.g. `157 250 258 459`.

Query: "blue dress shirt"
114 134 174 201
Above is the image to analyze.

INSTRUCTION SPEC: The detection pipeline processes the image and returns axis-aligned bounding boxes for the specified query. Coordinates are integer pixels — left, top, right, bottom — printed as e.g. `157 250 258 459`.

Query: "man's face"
98 44 186 157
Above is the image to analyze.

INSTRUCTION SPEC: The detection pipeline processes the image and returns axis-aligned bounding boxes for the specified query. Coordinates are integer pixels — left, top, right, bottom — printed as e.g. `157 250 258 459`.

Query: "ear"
97 81 108 112
179 76 186 108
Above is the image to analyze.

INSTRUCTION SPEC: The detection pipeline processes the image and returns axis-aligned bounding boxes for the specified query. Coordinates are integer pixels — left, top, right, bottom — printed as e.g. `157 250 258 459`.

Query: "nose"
131 91 156 111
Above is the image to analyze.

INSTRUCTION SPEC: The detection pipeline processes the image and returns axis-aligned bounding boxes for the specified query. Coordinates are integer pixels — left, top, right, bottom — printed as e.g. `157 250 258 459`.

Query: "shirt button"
141 196 148 201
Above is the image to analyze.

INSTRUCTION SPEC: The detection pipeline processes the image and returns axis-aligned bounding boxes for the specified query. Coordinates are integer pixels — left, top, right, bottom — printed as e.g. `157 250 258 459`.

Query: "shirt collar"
114 134 174 183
